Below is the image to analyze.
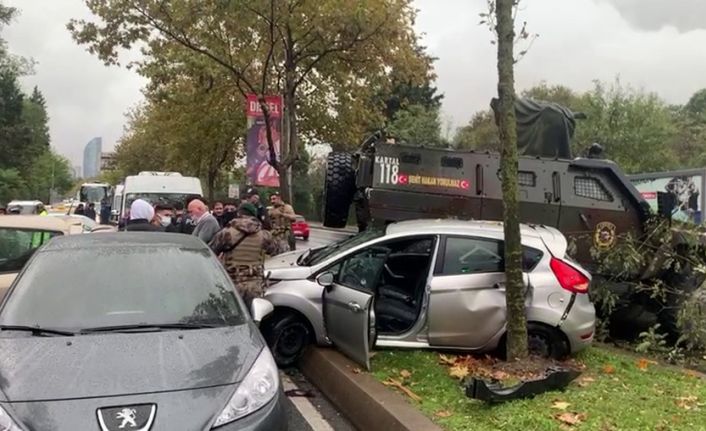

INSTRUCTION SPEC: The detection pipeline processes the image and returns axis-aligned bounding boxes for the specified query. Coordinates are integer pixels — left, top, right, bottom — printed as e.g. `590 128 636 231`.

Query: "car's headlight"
212 347 279 427
0 404 22 431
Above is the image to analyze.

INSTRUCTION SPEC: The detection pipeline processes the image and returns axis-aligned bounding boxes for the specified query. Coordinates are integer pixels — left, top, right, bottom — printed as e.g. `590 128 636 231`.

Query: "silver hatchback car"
262 219 595 369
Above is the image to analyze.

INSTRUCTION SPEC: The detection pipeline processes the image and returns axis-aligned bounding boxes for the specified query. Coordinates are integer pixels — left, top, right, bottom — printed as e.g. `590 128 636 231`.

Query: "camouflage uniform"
268 202 295 253
209 216 281 306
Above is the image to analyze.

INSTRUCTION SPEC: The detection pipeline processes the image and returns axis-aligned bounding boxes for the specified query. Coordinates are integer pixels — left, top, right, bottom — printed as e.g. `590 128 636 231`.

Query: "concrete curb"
298 347 442 431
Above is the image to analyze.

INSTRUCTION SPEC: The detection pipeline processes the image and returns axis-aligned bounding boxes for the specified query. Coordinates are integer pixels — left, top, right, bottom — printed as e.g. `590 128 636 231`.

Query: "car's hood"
0 324 263 402
266 250 314 280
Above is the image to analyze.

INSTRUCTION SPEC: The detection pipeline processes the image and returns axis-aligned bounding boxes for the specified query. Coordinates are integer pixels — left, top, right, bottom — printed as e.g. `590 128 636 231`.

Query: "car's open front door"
321 246 388 370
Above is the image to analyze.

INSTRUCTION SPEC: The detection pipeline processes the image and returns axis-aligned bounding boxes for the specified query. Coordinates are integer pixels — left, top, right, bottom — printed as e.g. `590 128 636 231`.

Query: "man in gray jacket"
188 199 221 244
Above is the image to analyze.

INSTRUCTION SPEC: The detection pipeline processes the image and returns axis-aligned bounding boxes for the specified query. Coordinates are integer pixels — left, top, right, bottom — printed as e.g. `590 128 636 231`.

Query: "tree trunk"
495 0 528 361
280 54 297 203
206 169 217 202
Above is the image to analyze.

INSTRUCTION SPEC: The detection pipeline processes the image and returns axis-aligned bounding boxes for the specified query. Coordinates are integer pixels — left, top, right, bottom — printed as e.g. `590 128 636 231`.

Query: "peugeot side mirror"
250 298 274 325
316 272 334 287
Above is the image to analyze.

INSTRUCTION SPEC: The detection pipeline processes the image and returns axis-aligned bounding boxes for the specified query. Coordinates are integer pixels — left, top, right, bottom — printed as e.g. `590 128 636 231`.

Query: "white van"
120 172 203 219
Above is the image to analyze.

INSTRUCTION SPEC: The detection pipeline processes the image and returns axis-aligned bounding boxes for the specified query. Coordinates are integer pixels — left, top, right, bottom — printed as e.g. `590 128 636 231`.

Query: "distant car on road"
291 215 310 241
0 215 93 300
6 200 44 215
0 233 286 430
262 219 596 369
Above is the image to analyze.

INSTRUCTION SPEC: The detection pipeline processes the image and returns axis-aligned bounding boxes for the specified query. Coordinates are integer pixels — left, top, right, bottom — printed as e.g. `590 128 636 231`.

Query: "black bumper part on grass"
464 367 581 403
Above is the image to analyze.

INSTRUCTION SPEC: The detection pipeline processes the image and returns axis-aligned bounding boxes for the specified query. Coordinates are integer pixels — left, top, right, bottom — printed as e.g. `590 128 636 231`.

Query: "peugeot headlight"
212 347 279 427
0 404 22 431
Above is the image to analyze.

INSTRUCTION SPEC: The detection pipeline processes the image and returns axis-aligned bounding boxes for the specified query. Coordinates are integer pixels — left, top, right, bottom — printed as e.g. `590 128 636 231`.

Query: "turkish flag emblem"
460 180 470 190
398 174 408 185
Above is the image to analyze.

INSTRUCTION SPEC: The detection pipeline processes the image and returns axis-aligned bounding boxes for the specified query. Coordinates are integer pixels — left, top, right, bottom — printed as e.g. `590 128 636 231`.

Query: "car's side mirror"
250 298 274 325
316 272 334 287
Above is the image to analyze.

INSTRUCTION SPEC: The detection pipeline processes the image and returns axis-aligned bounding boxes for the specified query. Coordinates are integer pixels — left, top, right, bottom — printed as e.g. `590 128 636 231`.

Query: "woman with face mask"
125 199 164 232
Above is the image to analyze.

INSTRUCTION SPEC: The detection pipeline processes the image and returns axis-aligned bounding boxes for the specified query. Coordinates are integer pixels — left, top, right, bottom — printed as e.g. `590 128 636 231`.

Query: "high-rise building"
83 137 102 178
72 166 82 179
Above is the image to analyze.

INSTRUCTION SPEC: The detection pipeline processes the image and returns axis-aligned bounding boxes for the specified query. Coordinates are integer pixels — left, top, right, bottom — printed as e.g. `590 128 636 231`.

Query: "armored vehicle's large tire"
323 152 356 228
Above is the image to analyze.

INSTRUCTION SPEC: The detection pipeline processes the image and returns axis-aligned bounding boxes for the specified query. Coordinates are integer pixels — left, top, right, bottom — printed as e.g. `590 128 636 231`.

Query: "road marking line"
281 374 335 431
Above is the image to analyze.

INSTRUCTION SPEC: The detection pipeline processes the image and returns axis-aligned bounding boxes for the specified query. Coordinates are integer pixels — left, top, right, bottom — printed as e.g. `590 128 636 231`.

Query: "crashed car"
262 219 596 369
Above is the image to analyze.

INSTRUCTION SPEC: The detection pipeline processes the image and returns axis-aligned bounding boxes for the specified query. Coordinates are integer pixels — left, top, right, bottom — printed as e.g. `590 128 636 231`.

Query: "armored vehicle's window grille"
574 177 613 201
441 156 463 169
518 171 536 187
400 152 421 164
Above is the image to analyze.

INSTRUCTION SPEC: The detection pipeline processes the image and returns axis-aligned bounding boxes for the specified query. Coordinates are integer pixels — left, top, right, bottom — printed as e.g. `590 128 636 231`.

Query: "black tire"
322 152 356 228
499 323 569 360
303 235 309 241
261 311 313 368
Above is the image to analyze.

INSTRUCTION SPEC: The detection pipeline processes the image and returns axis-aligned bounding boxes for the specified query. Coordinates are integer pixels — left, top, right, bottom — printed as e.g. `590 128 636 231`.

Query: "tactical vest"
224 230 265 272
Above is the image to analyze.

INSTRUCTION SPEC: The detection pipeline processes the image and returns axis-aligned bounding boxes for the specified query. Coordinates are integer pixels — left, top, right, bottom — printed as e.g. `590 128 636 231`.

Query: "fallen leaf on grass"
434 410 453 418
675 396 702 410
576 376 595 388
438 354 456 365
382 378 422 403
400 369 412 379
635 358 658 371
602 364 615 374
551 400 571 410
491 370 510 381
554 412 587 426
684 369 703 379
448 364 469 380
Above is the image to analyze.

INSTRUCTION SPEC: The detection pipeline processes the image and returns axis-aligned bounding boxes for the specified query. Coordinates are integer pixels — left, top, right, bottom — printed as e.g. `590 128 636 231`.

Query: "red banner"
246 94 282 188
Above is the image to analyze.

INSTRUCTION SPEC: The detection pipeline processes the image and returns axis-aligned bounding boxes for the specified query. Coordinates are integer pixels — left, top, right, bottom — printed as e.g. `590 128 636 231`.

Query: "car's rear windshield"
0 228 61 273
0 246 245 331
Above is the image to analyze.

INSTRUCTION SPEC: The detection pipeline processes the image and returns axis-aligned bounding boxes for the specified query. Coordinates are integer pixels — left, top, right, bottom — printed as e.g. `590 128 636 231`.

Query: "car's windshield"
124 193 193 210
0 228 61 273
79 186 109 203
306 228 384 266
0 246 245 331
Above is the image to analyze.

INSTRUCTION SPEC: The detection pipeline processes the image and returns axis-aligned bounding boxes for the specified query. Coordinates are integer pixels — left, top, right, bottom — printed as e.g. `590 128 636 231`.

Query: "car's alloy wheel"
263 313 312 368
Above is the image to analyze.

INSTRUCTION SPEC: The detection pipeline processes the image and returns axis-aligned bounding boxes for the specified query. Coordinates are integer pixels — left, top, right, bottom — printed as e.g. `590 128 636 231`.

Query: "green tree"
388 104 446 147
25 150 74 203
69 0 433 201
684 89 706 117
454 110 499 150
115 72 246 199
0 168 26 204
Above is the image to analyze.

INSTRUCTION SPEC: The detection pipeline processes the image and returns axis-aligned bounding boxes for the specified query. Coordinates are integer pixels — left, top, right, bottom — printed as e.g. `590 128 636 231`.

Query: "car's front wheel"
262 311 313 368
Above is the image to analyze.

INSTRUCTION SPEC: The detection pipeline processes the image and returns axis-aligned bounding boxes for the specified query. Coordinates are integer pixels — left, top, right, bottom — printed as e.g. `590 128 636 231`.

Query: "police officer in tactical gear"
208 202 281 307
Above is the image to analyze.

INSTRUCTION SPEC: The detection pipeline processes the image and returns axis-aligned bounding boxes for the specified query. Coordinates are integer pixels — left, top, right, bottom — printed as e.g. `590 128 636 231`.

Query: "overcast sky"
3 0 706 166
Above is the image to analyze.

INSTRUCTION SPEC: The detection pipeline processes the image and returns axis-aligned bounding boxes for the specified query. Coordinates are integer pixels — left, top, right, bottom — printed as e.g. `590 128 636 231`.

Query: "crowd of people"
120 187 297 306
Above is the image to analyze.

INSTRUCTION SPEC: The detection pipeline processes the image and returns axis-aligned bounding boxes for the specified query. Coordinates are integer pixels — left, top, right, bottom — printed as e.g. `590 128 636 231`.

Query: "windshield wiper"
80 323 220 334
0 325 75 336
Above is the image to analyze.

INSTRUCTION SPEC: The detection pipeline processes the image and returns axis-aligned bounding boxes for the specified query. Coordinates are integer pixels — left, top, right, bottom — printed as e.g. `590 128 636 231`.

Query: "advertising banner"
631 174 702 223
246 94 282 187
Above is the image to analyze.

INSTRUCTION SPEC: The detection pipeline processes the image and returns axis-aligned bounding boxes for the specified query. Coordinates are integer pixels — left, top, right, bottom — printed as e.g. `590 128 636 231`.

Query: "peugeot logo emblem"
97 404 156 431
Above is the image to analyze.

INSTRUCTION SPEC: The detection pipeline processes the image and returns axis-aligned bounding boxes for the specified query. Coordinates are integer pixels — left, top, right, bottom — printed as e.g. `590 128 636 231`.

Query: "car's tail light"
550 257 589 294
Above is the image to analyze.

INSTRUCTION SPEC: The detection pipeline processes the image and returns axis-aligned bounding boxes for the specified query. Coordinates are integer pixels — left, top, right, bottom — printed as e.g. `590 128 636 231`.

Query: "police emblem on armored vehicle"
593 221 617 250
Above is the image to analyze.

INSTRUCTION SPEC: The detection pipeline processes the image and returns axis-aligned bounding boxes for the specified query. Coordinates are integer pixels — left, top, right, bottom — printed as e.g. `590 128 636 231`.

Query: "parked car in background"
0 233 285 430
0 216 92 300
291 215 310 240
6 200 44 215
262 219 596 369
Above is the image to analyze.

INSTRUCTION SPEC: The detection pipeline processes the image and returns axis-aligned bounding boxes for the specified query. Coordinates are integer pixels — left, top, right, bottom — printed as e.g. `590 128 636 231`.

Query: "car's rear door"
427 235 530 348
323 246 388 369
